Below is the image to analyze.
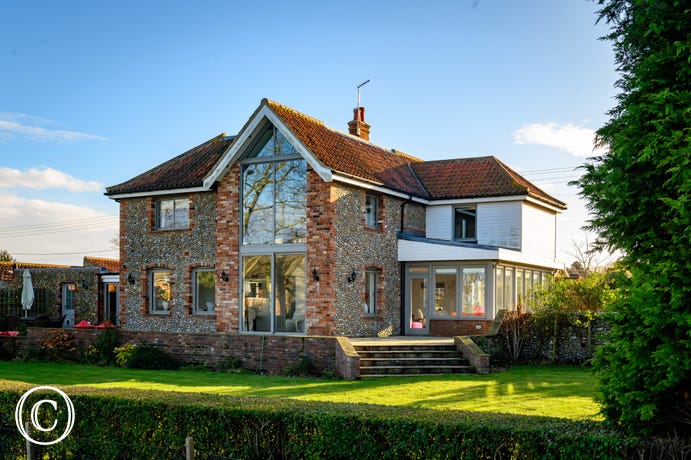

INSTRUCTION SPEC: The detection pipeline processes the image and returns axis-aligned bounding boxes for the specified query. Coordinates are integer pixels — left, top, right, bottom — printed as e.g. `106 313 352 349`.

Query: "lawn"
0 361 602 421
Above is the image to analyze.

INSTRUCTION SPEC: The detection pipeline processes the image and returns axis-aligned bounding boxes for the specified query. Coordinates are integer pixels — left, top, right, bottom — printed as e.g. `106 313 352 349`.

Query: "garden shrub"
114 342 136 367
83 328 120 366
0 385 685 459
123 344 178 370
284 354 313 377
40 329 81 362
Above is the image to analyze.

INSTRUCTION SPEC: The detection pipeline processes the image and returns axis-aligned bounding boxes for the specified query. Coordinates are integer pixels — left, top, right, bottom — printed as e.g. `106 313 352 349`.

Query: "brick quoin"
305 169 337 336
215 163 241 333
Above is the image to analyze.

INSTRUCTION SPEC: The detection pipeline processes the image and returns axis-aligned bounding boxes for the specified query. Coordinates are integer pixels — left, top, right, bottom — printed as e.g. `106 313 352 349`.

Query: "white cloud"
513 122 605 157
0 193 118 265
0 113 107 143
0 167 103 192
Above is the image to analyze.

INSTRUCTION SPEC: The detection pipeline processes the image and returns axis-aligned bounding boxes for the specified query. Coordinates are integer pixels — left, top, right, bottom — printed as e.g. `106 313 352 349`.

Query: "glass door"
405 266 429 336
104 283 119 324
61 283 76 327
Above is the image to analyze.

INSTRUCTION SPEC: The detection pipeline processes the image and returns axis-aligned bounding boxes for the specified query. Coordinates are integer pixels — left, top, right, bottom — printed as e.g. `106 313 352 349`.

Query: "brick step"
360 357 468 367
357 350 462 360
355 345 458 353
360 364 474 376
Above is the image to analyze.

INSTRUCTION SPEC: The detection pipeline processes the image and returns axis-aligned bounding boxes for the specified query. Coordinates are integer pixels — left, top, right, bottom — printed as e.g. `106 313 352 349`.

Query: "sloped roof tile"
266 100 429 198
105 133 234 196
83 257 120 272
411 156 566 208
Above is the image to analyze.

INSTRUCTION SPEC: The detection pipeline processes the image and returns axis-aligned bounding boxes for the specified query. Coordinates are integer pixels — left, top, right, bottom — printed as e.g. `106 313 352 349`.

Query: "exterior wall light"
312 268 319 281
127 274 136 285
220 270 229 282
347 269 357 283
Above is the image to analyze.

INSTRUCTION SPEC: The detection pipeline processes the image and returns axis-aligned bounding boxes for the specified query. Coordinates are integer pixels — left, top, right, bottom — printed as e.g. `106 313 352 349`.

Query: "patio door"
61 283 76 327
404 266 430 336
104 282 119 325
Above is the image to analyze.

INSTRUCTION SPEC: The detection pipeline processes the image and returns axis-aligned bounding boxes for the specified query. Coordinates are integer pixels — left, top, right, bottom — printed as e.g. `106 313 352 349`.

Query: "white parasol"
21 270 34 318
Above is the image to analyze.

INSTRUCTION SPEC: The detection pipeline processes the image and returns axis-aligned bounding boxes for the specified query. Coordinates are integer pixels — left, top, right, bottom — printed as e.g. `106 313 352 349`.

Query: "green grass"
0 361 602 420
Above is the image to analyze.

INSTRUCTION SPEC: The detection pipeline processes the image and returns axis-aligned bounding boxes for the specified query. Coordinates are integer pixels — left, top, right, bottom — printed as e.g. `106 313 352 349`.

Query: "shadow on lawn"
0 361 598 418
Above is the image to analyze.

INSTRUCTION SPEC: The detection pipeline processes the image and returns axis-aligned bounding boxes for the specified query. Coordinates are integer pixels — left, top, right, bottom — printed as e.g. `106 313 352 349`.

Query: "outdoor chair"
48 314 66 328
285 307 305 332
30 314 50 327
5 315 19 331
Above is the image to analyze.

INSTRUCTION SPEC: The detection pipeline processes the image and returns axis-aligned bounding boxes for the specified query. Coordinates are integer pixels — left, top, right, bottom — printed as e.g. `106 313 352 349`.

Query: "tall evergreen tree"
578 0 690 436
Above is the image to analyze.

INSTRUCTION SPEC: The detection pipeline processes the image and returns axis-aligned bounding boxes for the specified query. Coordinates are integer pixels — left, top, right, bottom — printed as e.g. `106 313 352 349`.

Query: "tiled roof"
105 133 234 196
266 100 429 198
0 261 72 282
105 99 565 209
83 257 120 272
411 157 566 208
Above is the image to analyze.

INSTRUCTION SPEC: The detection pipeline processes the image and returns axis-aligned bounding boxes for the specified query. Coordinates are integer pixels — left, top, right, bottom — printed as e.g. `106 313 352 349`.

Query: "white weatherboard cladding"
425 205 453 240
476 201 521 249
521 202 557 262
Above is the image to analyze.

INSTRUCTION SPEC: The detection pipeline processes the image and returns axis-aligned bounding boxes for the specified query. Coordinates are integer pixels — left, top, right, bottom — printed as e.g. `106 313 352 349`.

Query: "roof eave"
105 185 209 201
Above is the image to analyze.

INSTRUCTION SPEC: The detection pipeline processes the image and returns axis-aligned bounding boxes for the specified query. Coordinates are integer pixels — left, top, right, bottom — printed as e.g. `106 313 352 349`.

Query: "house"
105 99 566 337
0 257 120 327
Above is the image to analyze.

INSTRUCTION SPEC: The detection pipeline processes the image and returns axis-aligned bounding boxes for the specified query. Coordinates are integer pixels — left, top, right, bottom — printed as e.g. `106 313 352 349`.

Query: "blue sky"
0 0 617 265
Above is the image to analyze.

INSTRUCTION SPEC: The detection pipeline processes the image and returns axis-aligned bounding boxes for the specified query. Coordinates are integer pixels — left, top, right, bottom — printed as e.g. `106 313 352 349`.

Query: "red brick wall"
429 319 493 336
215 163 241 333
305 169 337 335
26 328 343 377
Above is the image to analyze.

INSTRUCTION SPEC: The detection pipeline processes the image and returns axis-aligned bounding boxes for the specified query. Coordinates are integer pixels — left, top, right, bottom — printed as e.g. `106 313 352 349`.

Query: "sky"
0 0 618 266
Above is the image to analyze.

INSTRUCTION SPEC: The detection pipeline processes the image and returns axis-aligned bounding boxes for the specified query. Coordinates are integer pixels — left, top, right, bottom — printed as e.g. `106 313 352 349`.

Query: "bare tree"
566 232 616 277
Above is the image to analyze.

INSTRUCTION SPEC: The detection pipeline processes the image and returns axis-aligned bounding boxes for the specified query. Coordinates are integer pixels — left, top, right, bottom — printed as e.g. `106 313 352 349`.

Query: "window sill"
191 312 216 318
363 225 383 233
153 227 191 233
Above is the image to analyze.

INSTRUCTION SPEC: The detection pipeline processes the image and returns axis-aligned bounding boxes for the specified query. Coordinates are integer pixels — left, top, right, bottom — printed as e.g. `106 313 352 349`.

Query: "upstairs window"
453 207 476 241
157 197 189 230
241 123 306 246
365 194 379 228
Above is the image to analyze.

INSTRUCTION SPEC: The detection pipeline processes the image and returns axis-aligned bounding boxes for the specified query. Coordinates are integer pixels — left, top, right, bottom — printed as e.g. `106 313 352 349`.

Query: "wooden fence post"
185 436 194 460
24 421 34 460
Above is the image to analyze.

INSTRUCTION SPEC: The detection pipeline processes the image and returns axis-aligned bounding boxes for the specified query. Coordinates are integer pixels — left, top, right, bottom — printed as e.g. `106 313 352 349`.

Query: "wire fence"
0 427 239 460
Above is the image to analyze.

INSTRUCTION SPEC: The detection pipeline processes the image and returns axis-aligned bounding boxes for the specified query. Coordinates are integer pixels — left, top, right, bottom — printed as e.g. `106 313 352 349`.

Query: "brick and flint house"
105 99 566 337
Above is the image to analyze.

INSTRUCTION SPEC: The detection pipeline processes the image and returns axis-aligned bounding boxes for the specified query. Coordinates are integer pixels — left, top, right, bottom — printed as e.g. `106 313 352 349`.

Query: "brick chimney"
348 106 370 141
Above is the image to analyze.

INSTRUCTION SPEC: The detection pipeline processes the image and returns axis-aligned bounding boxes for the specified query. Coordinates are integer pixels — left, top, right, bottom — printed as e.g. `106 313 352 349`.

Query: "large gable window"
242 124 306 246
240 123 307 334
157 197 189 230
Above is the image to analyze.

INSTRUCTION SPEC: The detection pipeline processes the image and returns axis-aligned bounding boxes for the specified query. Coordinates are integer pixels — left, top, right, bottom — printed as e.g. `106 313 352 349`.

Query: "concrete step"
353 342 475 377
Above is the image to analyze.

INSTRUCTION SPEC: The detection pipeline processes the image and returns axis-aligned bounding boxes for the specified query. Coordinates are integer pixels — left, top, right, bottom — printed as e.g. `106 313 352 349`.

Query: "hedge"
0 381 668 459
